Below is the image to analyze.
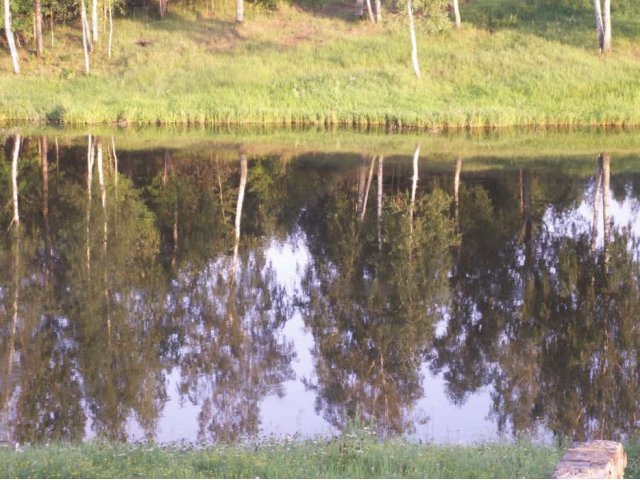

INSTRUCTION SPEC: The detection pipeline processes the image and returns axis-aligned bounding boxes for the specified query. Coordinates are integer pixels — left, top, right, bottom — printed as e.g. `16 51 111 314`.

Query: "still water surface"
2 133 640 445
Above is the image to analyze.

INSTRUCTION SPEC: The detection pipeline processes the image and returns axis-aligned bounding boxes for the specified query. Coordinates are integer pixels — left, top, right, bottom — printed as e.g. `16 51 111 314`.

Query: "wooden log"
553 440 626 479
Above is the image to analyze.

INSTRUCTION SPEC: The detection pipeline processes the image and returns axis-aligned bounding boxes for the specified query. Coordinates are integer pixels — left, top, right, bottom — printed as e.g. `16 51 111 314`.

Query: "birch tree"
158 0 168 18
108 0 114 58
407 0 420 78
365 0 375 23
3 0 20 73
452 0 461 28
92 0 99 41
34 0 44 57
236 0 243 23
594 0 612 52
377 156 383 251
80 0 91 74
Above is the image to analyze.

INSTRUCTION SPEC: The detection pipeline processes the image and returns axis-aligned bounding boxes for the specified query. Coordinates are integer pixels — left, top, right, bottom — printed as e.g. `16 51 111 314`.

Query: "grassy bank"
0 0 640 127
0 438 563 478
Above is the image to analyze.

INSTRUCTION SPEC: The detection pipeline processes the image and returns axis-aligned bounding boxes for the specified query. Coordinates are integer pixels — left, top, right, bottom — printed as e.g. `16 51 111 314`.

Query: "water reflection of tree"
0 136 170 443
435 157 640 441
170 155 295 443
299 154 457 436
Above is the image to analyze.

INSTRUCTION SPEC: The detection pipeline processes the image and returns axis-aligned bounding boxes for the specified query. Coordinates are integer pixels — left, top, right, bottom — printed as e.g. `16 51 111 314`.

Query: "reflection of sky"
124 177 640 446
546 180 640 247
123 234 500 445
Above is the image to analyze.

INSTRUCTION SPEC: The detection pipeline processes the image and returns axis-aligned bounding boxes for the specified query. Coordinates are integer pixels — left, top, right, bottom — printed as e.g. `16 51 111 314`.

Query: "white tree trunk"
601 153 611 271
407 0 420 78
97 139 107 251
108 3 113 58
92 0 99 41
355 0 364 17
602 0 611 52
377 155 383 251
233 154 248 276
591 159 603 255
365 0 375 23
594 0 605 51
3 0 21 74
236 0 244 23
34 0 44 57
40 137 51 270
374 0 381 23
50 12 55 47
360 155 376 222
86 135 94 276
11 135 21 228
111 136 118 200
452 0 461 28
409 145 420 234
454 156 462 228
81 0 91 74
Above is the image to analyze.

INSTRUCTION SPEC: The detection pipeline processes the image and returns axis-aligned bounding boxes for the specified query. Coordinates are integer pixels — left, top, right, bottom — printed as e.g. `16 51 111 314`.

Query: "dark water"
2 134 640 446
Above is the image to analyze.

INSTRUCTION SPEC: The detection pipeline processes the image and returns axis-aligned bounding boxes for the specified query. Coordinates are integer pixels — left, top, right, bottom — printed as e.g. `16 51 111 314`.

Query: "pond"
1 129 640 446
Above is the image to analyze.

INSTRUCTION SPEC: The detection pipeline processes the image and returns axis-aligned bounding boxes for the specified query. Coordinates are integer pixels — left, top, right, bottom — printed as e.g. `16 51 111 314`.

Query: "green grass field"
0 438 564 478
0 0 639 127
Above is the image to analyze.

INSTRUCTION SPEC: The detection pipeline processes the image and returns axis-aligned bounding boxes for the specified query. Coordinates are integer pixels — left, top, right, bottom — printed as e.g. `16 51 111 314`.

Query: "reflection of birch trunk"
409 145 420 235
111 136 118 201
86 135 95 276
172 201 178 269
360 156 376 222
216 157 227 223
111 137 118 245
2 232 20 429
162 150 169 187
601 153 611 272
232 154 248 278
592 159 603 256
377 155 384 252
40 137 51 287
519 169 532 266
95 139 112 339
11 134 21 228
519 169 524 214
357 160 367 213
97 139 107 252
454 157 462 229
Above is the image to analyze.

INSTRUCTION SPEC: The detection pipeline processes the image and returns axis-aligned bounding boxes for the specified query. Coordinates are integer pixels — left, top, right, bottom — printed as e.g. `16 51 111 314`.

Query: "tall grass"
0 436 563 478
0 0 639 127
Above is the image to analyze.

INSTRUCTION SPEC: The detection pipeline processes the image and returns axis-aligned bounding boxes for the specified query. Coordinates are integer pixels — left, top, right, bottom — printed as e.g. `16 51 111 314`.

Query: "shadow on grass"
462 0 640 51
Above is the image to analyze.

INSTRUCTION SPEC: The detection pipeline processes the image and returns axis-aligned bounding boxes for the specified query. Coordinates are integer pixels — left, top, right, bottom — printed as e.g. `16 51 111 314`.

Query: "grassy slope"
0 0 639 126
0 440 563 478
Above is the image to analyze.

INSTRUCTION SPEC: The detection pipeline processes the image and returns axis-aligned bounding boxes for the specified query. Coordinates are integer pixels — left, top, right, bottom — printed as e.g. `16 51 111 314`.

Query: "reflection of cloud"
544 180 640 249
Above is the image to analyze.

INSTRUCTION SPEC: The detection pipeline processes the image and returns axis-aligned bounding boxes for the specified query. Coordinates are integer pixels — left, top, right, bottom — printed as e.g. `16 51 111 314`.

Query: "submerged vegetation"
0 0 639 126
